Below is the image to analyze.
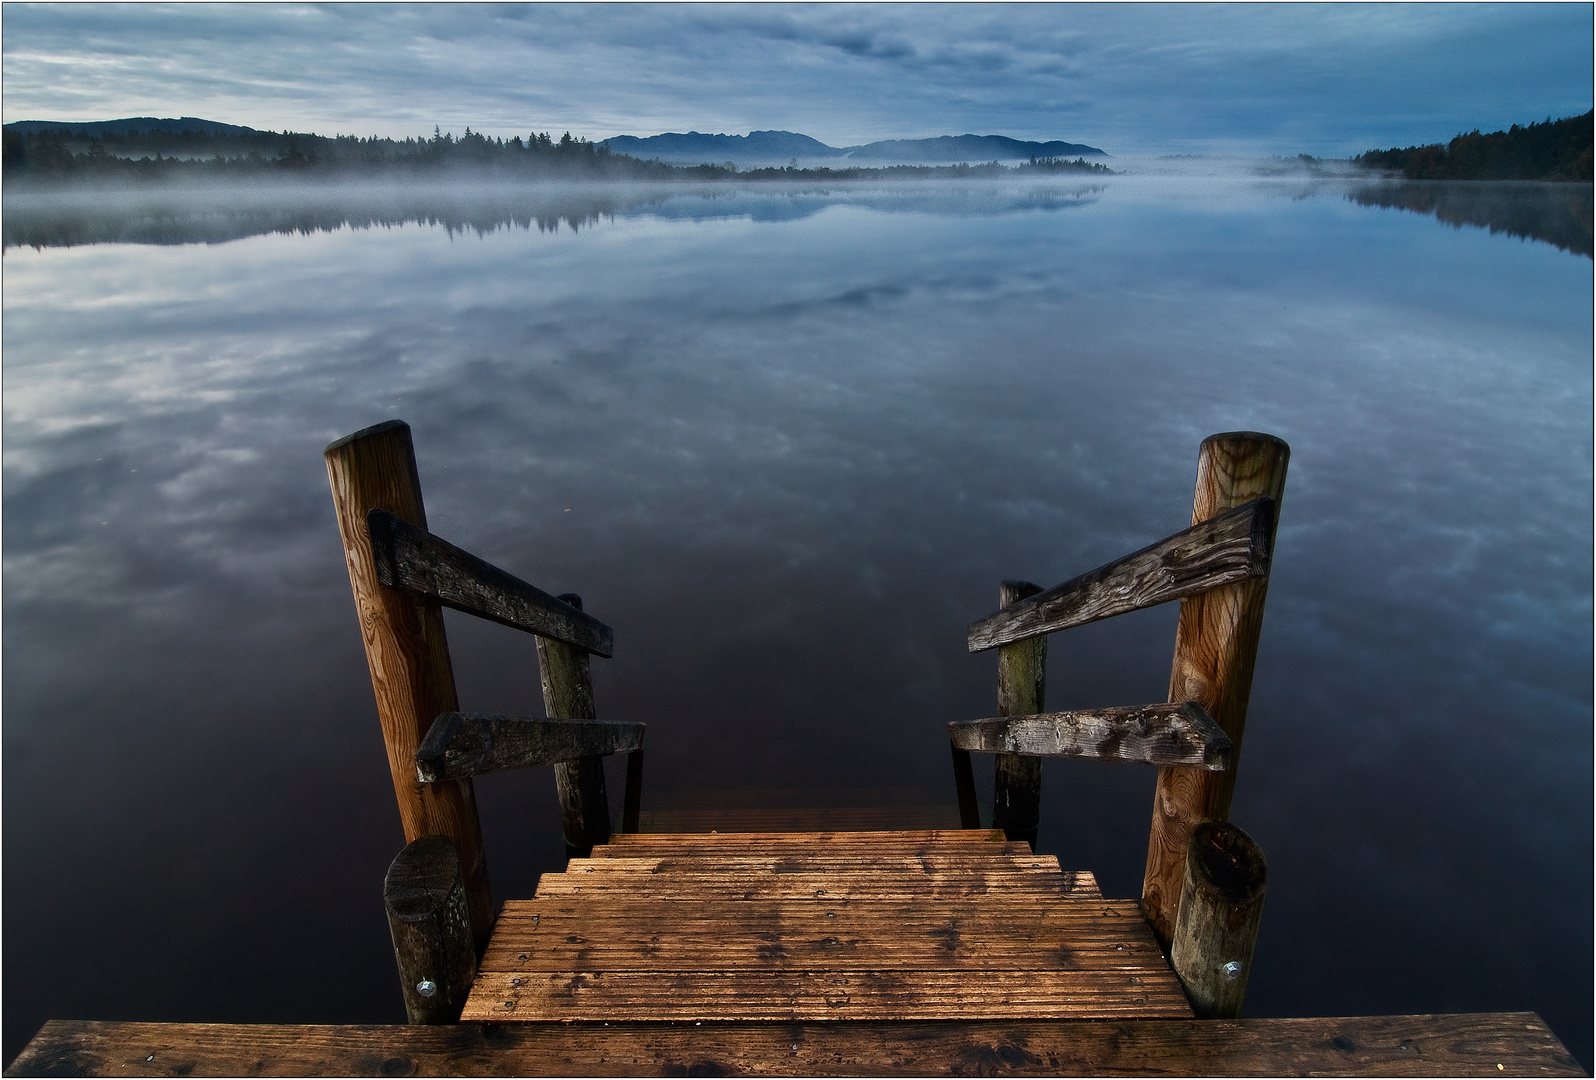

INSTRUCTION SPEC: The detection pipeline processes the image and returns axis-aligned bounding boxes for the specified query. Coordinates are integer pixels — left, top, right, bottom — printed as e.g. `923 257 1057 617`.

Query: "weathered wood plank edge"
367 508 614 657
949 702 1232 769
8 1014 1581 1077
966 497 1275 653
416 713 644 782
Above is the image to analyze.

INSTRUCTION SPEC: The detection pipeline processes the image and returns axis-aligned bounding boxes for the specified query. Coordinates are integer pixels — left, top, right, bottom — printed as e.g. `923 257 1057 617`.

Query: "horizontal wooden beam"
367 509 614 657
416 712 644 783
966 497 1275 653
948 702 1231 769
7 1014 1580 1077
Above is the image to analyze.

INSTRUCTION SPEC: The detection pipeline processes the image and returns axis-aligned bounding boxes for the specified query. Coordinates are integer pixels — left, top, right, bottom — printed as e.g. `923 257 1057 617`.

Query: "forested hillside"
1355 112 1592 181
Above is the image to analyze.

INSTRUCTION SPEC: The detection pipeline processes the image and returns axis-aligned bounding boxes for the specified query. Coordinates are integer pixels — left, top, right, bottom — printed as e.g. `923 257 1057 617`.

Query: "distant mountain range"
4 117 260 137
600 130 1106 163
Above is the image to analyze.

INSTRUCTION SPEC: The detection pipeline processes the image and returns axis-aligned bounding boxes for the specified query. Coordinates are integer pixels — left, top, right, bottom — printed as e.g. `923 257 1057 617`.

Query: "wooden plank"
531 872 1100 901
561 854 1062 873
415 712 644 782
480 915 1168 971
588 842 1037 860
10 1014 1579 1077
367 508 614 657
967 497 1276 653
497 895 1128 922
464 968 1193 1022
950 702 1231 769
604 829 1007 845
1143 433 1289 948
323 421 493 949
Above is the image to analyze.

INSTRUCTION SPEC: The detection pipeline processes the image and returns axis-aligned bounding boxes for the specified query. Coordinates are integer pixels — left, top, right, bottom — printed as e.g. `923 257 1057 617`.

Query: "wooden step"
532 871 1100 902
484 901 1165 971
465 830 1156 1023
8 1015 1583 1077
470 968 1191 1022
603 829 1008 847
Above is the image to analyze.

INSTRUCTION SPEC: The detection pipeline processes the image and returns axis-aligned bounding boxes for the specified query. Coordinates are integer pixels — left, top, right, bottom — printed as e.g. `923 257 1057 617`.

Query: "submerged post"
1141 432 1288 948
993 580 1046 848
325 420 493 951
1170 821 1268 1019
384 835 476 1024
537 592 612 857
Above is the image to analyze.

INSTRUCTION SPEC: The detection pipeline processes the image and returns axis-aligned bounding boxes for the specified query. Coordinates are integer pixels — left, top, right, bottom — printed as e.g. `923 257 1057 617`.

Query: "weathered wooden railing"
326 420 644 1022
954 431 1288 1017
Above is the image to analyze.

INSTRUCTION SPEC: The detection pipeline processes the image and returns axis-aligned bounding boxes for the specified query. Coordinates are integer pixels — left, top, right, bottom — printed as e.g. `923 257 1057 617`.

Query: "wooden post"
1170 821 1268 1019
325 420 493 952
1141 432 1288 948
536 592 611 857
993 580 1045 849
621 749 645 835
950 743 981 829
383 835 476 1024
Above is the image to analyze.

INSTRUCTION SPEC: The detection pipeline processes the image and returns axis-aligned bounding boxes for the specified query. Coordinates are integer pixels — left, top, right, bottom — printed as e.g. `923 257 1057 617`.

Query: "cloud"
1 3 1589 154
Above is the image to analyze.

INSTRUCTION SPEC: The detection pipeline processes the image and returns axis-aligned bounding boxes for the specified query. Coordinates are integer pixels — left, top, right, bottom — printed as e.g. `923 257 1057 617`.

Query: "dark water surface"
4 176 1591 1065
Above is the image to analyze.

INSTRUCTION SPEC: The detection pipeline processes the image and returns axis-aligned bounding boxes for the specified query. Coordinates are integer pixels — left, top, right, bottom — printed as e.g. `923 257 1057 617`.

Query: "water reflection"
2 177 1590 1067
1350 179 1593 257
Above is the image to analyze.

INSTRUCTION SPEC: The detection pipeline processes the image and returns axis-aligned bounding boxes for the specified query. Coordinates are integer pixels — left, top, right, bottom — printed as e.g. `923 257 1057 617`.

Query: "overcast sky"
2 3 1590 156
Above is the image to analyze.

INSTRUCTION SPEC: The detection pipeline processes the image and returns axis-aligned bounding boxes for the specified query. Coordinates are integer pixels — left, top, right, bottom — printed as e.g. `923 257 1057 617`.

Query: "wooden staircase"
466 829 1189 1023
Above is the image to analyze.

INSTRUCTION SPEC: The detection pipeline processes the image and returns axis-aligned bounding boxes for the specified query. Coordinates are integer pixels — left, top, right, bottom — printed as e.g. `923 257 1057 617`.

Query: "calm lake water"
4 174 1591 1066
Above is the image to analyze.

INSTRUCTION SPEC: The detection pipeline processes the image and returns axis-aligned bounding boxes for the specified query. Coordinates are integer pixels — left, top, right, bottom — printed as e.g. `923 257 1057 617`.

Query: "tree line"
1354 111 1592 182
1 124 1117 185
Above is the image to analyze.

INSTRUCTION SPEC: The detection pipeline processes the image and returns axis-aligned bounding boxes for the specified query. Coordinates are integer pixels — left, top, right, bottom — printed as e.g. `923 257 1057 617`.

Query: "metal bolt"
416 980 438 998
1220 961 1243 980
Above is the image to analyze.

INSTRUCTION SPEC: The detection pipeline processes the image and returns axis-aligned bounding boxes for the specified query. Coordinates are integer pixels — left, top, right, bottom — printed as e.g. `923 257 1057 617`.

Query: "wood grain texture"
1142 433 1288 949
1170 822 1268 1019
324 420 493 949
382 836 475 1024
587 842 1040 861
496 896 1127 921
967 498 1276 652
481 915 1167 971
531 871 1100 902
561 854 1062 873
465 968 1192 1022
950 702 1231 769
414 712 644 782
535 593 611 858
367 509 614 657
994 580 1045 847
11 1014 1579 1077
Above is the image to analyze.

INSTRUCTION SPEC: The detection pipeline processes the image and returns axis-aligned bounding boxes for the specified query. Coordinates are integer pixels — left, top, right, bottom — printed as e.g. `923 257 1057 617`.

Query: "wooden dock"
7 826 1584 1075
7 424 1581 1077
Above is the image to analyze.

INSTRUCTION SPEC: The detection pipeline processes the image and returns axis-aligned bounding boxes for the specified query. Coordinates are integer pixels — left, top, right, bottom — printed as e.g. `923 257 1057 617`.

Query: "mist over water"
4 174 1591 1065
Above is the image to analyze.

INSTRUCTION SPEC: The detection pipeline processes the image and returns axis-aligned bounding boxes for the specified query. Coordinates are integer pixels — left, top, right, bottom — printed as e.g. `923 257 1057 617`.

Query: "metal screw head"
1220 961 1243 980
416 980 438 998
